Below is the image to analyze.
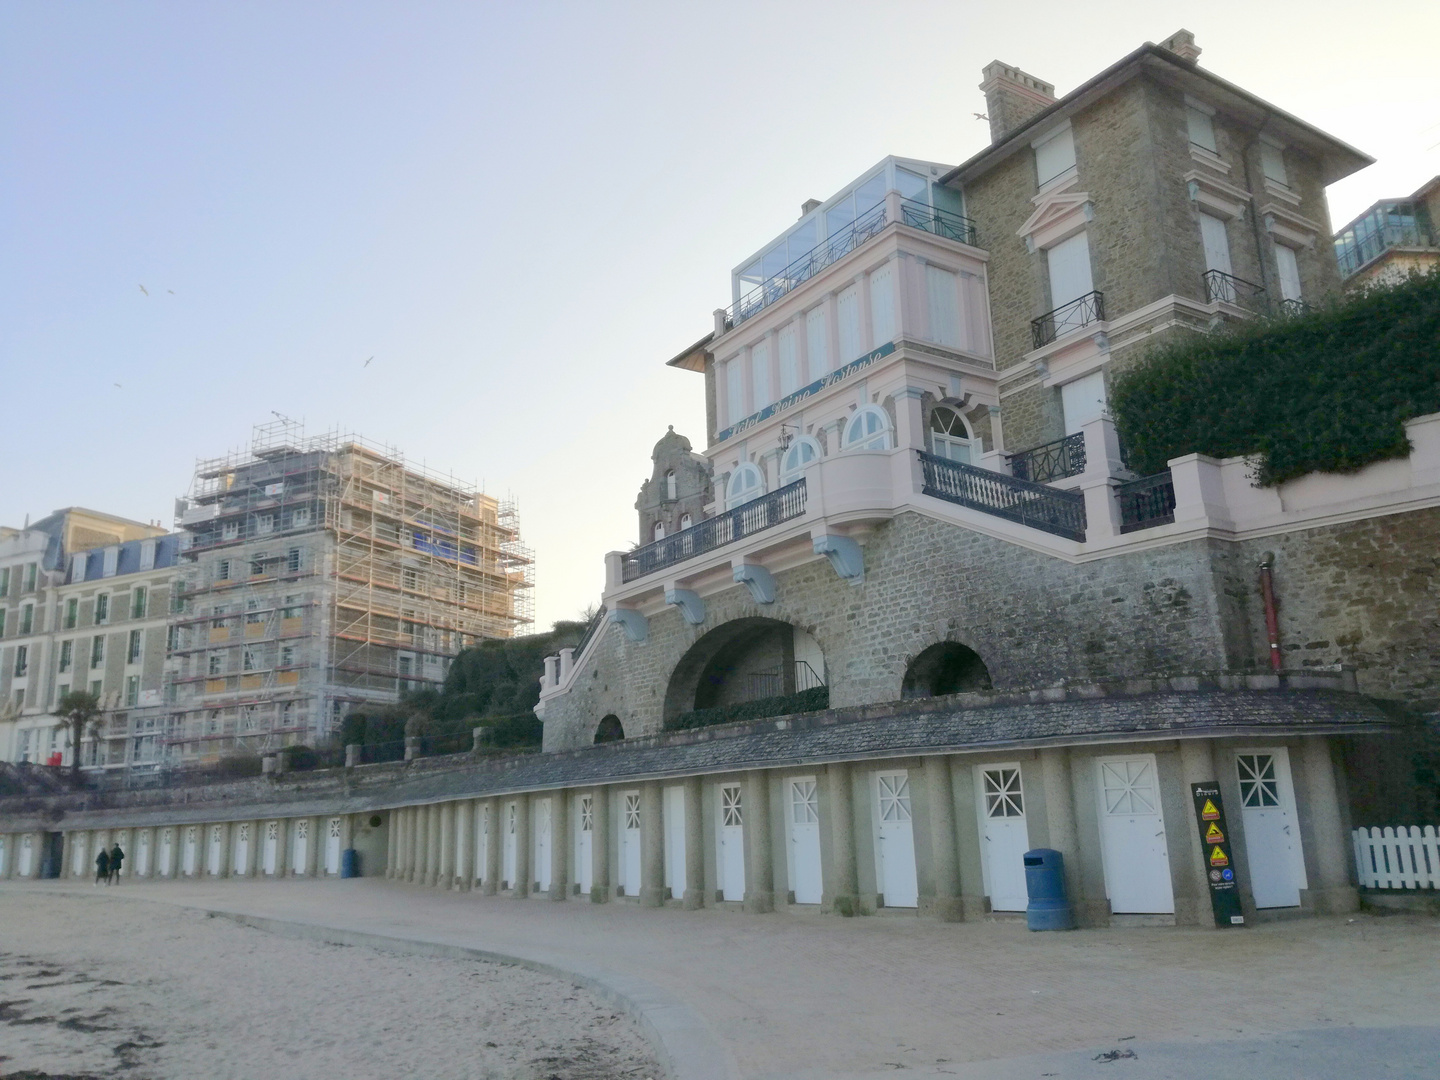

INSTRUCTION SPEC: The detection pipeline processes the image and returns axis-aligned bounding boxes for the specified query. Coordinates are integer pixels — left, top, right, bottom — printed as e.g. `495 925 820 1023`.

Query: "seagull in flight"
138 284 149 296
167 289 174 295
364 356 373 367
113 382 122 389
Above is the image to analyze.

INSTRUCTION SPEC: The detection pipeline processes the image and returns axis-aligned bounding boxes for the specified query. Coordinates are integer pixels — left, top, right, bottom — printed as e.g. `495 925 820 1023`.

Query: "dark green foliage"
1111 272 1440 485
667 686 829 732
341 621 585 752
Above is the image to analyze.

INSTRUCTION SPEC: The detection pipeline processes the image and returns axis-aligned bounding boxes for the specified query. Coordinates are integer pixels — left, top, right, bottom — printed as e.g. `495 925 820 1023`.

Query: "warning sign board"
1192 782 1244 928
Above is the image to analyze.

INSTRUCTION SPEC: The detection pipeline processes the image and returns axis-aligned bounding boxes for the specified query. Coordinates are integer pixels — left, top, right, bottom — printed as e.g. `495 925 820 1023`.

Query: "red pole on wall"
1258 552 1282 673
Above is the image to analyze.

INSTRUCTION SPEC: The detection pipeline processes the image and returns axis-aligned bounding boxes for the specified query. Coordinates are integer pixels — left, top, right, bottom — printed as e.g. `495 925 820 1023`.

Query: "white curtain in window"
1061 370 1107 435
1274 243 1302 301
870 264 895 347
777 324 799 395
1200 213 1232 276
836 284 861 365
926 265 960 347
806 306 829 376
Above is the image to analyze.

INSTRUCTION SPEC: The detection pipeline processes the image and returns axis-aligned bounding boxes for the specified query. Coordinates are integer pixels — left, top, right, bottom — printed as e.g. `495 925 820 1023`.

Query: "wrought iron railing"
1117 471 1177 533
898 198 978 247
1031 290 1105 348
1276 298 1309 318
725 204 889 329
1203 269 1267 313
1334 220 1437 278
1008 432 1086 483
572 605 606 659
919 451 1087 541
621 480 807 583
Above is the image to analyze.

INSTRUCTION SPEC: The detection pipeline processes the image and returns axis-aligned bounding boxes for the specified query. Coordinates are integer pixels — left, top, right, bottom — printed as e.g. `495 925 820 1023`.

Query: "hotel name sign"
715 342 897 443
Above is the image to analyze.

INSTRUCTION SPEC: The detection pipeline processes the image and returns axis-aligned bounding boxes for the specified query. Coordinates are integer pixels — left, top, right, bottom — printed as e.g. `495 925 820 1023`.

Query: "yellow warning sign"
1201 799 1221 821
1205 822 1225 844
1209 845 1230 867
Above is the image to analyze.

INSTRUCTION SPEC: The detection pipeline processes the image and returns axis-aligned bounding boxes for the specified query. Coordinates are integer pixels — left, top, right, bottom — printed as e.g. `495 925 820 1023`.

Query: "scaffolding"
164 419 532 759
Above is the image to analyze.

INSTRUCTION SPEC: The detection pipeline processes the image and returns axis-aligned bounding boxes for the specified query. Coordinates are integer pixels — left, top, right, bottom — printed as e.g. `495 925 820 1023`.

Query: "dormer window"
680 513 693 531
725 463 766 510
653 521 666 542
780 435 823 484
664 470 677 501
842 405 893 451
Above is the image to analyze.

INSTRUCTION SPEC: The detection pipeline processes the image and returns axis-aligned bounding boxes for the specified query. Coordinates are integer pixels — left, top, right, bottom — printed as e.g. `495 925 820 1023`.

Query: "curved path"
6 878 1438 1079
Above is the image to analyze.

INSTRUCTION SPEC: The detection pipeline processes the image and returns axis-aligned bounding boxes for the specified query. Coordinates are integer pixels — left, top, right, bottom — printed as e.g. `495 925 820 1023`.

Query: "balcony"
1031 291 1105 348
1334 201 1437 279
1117 471 1177 533
1202 270 1267 314
919 451 1087 542
622 480 808 583
1008 432 1086 484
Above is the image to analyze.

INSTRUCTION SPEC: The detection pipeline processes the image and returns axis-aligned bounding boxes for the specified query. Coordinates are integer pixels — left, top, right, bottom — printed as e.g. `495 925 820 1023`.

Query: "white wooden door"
534 798 552 892
719 783 745 901
476 804 490 888
875 771 918 908
1046 231 1094 333
1236 750 1307 908
1199 212 1233 276
262 821 278 875
325 818 342 874
502 802 517 888
664 785 686 900
788 777 822 904
576 794 593 895
182 827 198 876
160 829 175 876
620 791 641 896
1097 756 1175 914
19 834 33 877
233 824 249 874
136 832 150 877
207 825 223 875
291 819 308 875
977 764 1031 912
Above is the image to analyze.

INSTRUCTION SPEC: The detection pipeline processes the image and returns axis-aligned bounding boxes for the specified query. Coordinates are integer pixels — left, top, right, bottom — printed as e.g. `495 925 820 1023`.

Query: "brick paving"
7 878 1437 1079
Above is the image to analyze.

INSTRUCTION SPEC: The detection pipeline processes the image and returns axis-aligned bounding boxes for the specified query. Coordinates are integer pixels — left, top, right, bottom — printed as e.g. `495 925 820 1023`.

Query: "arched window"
725 462 766 510
779 435 824 485
595 715 624 743
653 521 666 542
901 642 991 699
929 406 973 463
842 404 892 451
679 513 693 531
665 470 677 500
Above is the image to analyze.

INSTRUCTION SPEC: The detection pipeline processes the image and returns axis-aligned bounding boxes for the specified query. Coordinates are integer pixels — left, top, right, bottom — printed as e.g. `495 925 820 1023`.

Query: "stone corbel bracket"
608 607 649 643
813 534 864 585
664 588 706 626
732 562 776 605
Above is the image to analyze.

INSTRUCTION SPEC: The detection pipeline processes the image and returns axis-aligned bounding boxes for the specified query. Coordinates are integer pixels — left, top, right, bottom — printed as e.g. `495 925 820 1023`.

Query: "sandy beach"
0 890 660 1080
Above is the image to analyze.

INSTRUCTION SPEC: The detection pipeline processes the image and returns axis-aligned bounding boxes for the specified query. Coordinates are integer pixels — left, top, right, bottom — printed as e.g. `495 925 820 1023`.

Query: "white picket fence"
1353 826 1439 890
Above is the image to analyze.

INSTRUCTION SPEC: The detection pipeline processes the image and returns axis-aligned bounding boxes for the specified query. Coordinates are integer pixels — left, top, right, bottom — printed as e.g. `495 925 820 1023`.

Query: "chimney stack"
1159 29 1201 63
979 61 1056 143
800 198 822 216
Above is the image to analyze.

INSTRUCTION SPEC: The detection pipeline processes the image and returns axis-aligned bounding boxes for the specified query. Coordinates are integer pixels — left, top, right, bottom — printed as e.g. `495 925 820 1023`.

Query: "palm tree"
55 690 102 778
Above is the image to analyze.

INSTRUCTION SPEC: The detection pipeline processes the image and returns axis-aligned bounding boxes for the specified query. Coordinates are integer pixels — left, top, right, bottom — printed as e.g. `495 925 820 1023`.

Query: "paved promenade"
6 878 1438 1079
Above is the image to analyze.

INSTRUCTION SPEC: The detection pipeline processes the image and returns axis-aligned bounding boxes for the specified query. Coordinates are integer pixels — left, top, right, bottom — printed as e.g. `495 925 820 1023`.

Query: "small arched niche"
901 642 991 699
663 618 827 724
594 715 625 743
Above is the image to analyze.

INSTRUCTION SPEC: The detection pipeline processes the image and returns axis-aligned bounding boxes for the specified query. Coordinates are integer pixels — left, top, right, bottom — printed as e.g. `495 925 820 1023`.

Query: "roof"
666 332 713 373
943 43 1373 188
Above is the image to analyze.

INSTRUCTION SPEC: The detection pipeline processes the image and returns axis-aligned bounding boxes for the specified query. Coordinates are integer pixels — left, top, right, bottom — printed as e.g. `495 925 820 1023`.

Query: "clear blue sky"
3 1 1437 628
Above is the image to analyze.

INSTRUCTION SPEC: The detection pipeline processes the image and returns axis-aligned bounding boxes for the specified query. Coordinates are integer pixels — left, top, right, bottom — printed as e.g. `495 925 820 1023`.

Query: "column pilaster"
591 786 611 903
825 763 859 915
682 777 705 910
640 781 665 908
923 756 964 921
744 770 774 914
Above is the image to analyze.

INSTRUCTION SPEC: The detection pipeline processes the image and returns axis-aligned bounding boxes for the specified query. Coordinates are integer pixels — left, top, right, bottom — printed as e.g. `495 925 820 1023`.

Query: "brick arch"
899 639 993 699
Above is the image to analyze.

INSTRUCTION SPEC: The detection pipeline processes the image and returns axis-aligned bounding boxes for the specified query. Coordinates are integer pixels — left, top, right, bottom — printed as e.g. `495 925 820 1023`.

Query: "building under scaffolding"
167 420 532 759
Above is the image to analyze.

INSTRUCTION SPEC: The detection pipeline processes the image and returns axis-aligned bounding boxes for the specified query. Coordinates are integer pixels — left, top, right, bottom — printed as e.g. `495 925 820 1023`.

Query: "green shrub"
666 686 830 732
1111 271 1440 484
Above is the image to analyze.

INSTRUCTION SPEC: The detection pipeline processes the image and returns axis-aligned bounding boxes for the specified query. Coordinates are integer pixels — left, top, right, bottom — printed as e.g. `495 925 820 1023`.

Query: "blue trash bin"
1024 848 1074 931
340 848 360 879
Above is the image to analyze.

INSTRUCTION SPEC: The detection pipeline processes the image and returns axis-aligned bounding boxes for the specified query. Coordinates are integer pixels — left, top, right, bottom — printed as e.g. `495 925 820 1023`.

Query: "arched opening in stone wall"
663 618 827 724
901 642 992 699
594 715 625 743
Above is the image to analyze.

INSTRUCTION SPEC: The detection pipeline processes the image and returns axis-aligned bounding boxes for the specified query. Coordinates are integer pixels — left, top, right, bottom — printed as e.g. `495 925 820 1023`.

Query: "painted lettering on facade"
715 342 897 443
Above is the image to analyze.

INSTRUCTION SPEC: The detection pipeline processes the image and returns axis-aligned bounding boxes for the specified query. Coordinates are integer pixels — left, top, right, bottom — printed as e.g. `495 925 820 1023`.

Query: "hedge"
1111 271 1440 485
666 686 830 732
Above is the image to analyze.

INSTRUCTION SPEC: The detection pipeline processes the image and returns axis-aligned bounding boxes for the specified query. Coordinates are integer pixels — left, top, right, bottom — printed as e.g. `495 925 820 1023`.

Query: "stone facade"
634 427 713 543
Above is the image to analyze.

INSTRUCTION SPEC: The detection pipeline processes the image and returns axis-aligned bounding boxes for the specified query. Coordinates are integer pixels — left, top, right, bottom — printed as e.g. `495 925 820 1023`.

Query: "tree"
55 690 102 778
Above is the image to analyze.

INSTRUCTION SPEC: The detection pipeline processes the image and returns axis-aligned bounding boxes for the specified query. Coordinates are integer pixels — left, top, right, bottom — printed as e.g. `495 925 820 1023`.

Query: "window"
210 606 226 630
91 636 105 668
13 688 24 710
292 506 311 528
842 405 892 451
751 341 772 410
806 306 829 376
0 608 5 637
1186 104 1217 153
90 679 102 697
870 262 895 345
929 407 973 463
20 604 33 635
1199 212 1233 276
0 567 8 596
95 593 109 624
245 599 263 625
59 640 73 672
1274 243 1302 302
1034 124 1077 187
402 567 418 591
925 265 961 347
1261 142 1288 187
65 598 78 629
725 462 766 510
256 514 274 535
280 645 295 668
1046 231 1094 315
222 521 239 541
23 563 37 592
131 587 147 619
167 625 179 652
725 360 744 424
679 513 693 530
287 548 301 574
281 595 302 620
216 559 231 582
836 284 861 364
208 654 223 676
664 470 677 501
777 326 798 396
250 555 265 577
652 521 666 541
780 435 824 484
56 683 69 704
14 645 28 677
243 648 258 672
128 629 143 664
1061 370 1108 435
125 675 140 707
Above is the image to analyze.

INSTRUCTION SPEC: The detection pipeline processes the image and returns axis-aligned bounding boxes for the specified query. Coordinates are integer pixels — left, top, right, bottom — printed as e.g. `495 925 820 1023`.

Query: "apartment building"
1333 175 1440 289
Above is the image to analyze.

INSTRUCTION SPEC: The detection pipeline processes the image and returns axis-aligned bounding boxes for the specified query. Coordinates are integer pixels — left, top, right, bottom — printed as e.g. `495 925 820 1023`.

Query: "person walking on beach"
94 848 109 886
108 843 125 884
